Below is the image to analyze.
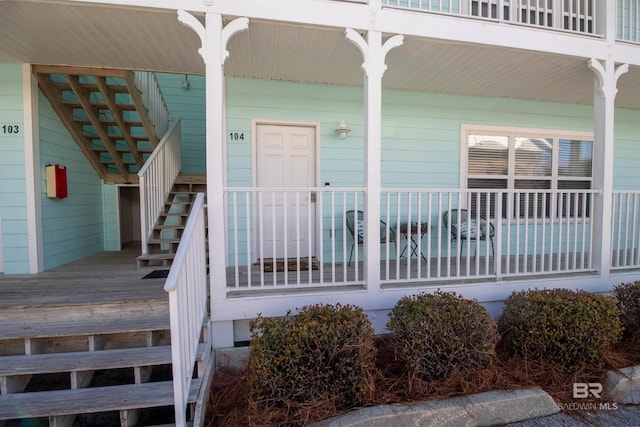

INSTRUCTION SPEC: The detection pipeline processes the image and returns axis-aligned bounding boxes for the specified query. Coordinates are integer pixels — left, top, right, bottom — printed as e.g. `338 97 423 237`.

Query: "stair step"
0 343 209 378
148 238 181 244
0 379 201 420
1 315 170 341
0 346 168 377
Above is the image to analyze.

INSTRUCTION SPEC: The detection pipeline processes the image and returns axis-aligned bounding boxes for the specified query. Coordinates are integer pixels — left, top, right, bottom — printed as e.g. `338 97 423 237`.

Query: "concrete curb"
314 388 559 427
606 365 640 404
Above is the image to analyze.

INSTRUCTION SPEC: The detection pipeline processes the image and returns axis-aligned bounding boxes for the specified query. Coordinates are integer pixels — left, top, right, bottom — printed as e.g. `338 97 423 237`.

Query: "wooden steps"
138 180 207 268
0 270 213 427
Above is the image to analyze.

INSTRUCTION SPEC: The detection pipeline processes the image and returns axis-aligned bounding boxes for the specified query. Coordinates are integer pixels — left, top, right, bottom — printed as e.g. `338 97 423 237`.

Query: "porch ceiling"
2 1 640 110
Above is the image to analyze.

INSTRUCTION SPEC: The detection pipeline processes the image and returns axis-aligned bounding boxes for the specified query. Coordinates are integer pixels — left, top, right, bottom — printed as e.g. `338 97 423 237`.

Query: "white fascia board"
49 0 206 12
612 43 640 67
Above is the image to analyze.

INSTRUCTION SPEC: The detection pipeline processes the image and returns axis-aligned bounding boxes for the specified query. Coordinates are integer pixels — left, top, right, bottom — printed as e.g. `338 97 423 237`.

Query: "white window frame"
460 124 594 218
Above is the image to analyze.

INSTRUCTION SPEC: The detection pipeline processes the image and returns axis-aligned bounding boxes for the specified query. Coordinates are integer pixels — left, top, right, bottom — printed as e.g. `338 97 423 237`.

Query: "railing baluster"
245 191 252 288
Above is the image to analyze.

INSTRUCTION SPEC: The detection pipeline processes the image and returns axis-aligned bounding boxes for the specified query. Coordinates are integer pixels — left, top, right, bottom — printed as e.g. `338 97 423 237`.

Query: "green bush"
498 288 623 372
247 303 377 410
613 281 640 339
386 290 498 382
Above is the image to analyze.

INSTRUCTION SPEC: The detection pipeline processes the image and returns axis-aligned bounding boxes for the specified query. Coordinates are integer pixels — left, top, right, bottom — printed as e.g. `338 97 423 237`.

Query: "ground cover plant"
204 288 640 427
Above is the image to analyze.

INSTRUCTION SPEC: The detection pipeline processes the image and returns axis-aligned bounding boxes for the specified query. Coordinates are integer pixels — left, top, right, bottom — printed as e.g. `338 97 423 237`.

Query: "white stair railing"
134 71 170 140
138 119 182 254
165 193 209 427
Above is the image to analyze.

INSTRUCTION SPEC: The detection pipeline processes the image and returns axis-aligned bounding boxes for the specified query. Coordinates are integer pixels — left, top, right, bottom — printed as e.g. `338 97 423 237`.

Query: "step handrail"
138 119 182 254
134 71 169 140
164 193 209 427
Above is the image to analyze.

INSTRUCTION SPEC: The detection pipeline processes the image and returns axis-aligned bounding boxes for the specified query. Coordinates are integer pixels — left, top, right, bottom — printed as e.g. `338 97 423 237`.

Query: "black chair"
443 208 494 257
345 210 397 266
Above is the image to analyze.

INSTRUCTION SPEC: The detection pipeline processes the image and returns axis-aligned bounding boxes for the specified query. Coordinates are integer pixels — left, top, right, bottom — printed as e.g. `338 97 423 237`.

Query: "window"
463 126 593 219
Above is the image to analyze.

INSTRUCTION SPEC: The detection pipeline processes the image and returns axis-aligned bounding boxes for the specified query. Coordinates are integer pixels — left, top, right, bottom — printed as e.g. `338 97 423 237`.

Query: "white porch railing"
165 193 209 427
225 187 365 291
381 189 597 284
138 119 182 254
382 0 597 36
134 71 170 140
224 187 598 290
612 191 640 270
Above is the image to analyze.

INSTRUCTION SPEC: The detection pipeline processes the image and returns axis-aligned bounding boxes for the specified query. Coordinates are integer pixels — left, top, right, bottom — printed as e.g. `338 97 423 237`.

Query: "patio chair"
345 210 397 266
443 208 494 257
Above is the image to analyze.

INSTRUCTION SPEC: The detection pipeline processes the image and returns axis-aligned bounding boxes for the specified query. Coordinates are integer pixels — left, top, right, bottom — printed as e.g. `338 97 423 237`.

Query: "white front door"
256 123 316 259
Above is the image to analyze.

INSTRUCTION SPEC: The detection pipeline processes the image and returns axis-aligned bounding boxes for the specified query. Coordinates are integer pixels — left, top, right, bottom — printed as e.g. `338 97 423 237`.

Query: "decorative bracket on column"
588 58 629 100
345 29 403 78
178 10 249 65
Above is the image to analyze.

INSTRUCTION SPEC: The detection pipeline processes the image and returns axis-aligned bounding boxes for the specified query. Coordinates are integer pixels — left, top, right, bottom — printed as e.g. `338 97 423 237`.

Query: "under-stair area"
137 177 207 269
0 248 214 426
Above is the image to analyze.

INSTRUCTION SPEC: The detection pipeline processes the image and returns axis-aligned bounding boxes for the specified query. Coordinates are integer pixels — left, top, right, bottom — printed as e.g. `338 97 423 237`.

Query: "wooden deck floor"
0 243 167 309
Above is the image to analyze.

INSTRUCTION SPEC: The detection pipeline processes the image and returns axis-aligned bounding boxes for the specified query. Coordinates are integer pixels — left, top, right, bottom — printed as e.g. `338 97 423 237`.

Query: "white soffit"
1 2 640 109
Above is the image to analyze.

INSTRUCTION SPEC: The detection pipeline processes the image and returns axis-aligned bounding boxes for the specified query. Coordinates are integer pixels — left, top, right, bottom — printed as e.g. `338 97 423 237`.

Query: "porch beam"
588 58 629 277
346 25 403 292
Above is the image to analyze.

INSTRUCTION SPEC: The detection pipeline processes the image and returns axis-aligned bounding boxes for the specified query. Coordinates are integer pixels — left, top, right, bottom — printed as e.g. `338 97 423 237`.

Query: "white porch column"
346 28 402 291
588 58 628 277
178 10 248 348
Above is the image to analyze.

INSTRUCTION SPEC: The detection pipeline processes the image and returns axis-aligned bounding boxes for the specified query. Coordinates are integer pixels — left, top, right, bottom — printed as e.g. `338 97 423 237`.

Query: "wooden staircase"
138 177 207 269
33 65 161 184
0 262 213 426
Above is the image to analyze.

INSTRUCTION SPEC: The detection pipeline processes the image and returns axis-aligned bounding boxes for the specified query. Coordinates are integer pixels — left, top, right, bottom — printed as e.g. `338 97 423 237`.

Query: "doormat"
142 269 170 279
259 257 319 273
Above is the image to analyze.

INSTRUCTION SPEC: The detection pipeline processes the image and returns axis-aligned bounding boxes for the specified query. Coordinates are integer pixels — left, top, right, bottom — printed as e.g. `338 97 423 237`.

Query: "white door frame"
251 119 321 262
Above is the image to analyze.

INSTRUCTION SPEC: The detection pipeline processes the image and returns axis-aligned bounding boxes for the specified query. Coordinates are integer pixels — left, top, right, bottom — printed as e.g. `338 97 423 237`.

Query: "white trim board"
23 64 44 273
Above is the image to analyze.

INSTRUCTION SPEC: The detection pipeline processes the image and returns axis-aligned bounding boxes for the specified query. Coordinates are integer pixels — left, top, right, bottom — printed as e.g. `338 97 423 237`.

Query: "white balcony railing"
224 187 598 291
618 0 640 42
165 193 209 427
382 0 597 36
612 191 640 270
138 119 182 254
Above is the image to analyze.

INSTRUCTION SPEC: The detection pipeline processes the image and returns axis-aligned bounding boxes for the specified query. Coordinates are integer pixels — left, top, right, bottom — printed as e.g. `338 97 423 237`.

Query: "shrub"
498 288 623 372
247 303 377 410
386 290 498 382
613 281 640 339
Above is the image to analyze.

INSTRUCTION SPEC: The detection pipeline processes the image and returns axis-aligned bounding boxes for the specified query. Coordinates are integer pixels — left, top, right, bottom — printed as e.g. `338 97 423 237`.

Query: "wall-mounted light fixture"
335 120 350 140
182 74 190 89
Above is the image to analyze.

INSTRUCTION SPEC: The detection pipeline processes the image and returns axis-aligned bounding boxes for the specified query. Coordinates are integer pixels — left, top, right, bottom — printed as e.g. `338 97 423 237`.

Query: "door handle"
310 191 316 203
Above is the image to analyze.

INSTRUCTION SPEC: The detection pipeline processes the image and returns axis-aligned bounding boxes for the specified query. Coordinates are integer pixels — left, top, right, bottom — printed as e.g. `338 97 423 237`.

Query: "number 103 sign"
1 123 22 136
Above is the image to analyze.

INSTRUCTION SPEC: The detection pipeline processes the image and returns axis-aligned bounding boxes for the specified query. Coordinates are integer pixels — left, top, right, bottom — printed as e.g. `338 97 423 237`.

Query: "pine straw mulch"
204 337 640 427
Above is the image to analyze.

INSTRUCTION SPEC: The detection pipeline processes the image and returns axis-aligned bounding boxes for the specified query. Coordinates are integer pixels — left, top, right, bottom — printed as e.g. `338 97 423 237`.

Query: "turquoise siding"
156 73 206 174
39 92 106 270
0 64 29 274
613 109 640 189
